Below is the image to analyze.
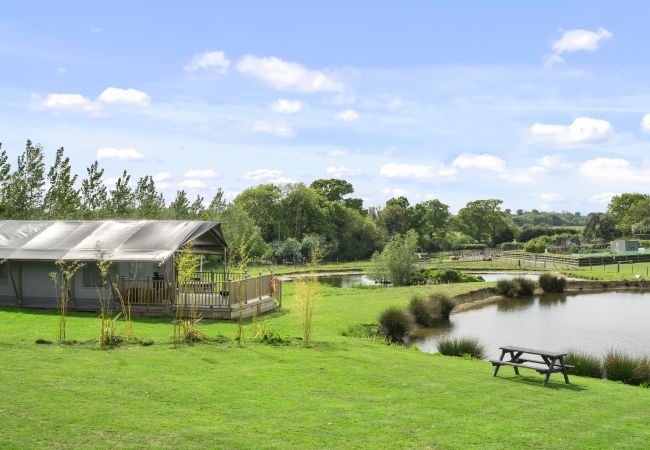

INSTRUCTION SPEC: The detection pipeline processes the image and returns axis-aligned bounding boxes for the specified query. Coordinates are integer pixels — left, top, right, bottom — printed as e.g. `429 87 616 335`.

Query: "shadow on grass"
495 374 587 391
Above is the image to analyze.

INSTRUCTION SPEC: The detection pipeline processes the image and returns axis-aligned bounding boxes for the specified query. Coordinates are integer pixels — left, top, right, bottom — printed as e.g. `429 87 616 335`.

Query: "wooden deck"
119 272 281 319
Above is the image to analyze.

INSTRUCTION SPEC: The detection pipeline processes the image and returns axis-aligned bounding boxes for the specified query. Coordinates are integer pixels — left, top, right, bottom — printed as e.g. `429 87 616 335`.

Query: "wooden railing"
119 271 280 308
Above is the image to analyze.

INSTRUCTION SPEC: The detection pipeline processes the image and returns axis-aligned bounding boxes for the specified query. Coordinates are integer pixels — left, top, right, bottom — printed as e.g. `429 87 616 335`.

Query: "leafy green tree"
134 175 165 218
43 147 80 219
368 229 418 286
233 184 281 241
208 188 228 215
107 170 135 217
310 178 354 202
454 199 508 245
410 199 450 251
0 143 12 216
583 213 618 242
218 205 267 264
190 195 205 218
169 190 191 219
608 193 650 234
271 238 302 264
80 161 108 216
279 183 332 240
3 140 46 218
377 198 411 236
330 203 380 260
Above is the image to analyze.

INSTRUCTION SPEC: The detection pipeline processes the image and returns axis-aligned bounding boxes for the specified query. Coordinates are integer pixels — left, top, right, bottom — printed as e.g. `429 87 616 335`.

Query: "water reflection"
416 290 650 359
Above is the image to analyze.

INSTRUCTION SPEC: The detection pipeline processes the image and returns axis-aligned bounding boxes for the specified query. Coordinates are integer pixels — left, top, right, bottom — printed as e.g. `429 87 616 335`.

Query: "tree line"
0 140 645 263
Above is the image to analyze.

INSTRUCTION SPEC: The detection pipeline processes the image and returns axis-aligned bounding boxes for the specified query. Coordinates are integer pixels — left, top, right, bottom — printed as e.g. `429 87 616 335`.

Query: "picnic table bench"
490 345 574 386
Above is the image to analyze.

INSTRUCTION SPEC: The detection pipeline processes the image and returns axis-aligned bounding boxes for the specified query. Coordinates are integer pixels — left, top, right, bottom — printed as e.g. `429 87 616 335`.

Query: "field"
1 281 650 449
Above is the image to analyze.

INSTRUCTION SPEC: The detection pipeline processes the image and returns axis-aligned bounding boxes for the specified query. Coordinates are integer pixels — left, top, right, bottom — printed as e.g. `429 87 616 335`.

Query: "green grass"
562 261 650 281
1 282 650 448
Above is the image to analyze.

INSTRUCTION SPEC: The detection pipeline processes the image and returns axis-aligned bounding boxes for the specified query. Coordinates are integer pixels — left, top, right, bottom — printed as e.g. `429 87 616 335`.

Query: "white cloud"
542 54 565 68
184 51 230 74
538 154 574 171
268 176 297 184
325 166 360 177
579 157 650 183
96 147 144 161
552 27 613 54
271 99 303 114
251 121 294 137
452 153 506 172
540 193 563 202
242 168 283 181
90 26 102 33
153 172 171 182
177 179 207 189
380 163 433 179
42 93 95 111
335 109 359 121
382 187 408 198
184 169 217 178
500 172 534 184
589 192 618 204
104 177 119 188
329 149 348 157
642 113 650 133
97 87 150 106
236 55 344 93
530 117 613 147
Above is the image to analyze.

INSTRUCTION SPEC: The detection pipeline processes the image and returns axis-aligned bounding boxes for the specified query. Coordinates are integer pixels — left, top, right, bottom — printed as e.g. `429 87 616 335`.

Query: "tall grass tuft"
408 293 454 327
437 336 485 359
496 278 536 298
174 245 204 345
539 273 567 293
50 259 85 341
565 349 603 379
604 351 650 386
294 275 319 346
378 307 414 343
95 247 124 348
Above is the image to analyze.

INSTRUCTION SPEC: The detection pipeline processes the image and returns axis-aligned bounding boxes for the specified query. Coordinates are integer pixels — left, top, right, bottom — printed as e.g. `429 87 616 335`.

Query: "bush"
565 349 603 379
368 230 419 286
524 239 546 253
408 294 454 327
539 273 567 293
254 322 291 345
604 351 650 386
459 243 487 250
437 336 484 359
413 269 484 285
378 307 414 343
499 241 522 251
496 278 536 298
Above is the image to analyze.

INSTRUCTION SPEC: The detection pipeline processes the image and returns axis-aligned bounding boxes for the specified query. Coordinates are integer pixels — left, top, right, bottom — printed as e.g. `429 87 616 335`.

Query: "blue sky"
2 1 650 212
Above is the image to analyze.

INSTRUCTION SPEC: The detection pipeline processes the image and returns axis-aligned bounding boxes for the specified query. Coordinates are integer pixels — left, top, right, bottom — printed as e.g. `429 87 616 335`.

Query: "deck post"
258 273 262 300
6 261 23 307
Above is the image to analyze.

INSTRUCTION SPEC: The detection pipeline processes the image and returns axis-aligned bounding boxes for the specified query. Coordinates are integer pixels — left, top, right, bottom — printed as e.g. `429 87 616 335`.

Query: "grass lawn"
1 282 649 448
563 261 650 281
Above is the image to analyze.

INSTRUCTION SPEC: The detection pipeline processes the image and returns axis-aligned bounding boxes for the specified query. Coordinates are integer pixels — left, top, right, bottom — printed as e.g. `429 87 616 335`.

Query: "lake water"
316 274 384 288
415 290 650 359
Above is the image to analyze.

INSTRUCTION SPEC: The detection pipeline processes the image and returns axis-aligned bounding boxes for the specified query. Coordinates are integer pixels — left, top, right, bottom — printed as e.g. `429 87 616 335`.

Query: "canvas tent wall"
0 220 227 309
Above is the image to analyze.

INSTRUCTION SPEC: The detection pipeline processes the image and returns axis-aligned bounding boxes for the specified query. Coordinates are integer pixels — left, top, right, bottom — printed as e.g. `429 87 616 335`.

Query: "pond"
466 272 540 282
415 290 650 359
316 274 385 288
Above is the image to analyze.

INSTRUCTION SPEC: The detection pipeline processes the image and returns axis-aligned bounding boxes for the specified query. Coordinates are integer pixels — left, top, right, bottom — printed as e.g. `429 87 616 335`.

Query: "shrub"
524 239 546 254
499 241 522 251
459 243 486 250
496 278 536 298
254 322 291 345
539 273 567 293
408 294 455 327
604 351 650 386
368 230 419 286
378 307 414 343
437 336 484 359
565 349 603 379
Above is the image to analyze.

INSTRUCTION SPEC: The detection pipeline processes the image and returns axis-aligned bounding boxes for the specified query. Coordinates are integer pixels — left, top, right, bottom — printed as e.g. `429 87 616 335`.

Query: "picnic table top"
499 345 567 358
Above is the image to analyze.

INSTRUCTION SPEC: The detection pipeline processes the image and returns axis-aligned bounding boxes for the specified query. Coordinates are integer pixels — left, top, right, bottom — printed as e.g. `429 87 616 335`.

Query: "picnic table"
490 345 573 386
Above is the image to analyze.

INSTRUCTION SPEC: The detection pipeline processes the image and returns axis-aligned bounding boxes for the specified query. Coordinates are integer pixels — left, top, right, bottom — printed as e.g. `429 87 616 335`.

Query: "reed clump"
539 273 567 293
437 336 485 359
408 293 454 327
496 277 536 298
378 307 414 343
604 350 650 386
565 349 603 379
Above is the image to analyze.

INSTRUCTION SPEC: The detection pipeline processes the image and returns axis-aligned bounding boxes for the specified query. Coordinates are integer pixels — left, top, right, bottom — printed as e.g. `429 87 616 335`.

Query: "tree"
454 199 508 245
233 184 281 241
43 147 80 219
410 199 450 251
368 230 418 286
0 143 12 216
218 205 267 264
208 188 228 215
310 178 354 202
107 170 134 217
169 190 190 219
3 140 46 218
81 161 108 216
377 198 411 236
330 203 380 260
583 213 617 242
608 194 650 235
278 183 331 240
134 175 165 218
190 195 205 218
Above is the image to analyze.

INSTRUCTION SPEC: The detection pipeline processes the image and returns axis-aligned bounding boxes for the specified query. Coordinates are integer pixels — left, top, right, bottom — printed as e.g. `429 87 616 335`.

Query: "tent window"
82 263 104 288
0 265 6 286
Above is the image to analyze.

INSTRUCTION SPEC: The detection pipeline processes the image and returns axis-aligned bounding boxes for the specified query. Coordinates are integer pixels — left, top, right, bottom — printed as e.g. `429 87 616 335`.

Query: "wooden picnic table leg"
493 349 506 376
559 356 570 384
541 356 556 386
510 351 523 375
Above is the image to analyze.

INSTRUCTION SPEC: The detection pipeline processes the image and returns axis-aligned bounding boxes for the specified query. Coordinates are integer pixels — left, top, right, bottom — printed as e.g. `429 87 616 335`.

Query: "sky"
1 1 650 213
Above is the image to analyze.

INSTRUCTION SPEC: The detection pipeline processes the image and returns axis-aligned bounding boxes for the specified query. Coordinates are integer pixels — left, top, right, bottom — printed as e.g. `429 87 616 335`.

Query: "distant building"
610 239 640 254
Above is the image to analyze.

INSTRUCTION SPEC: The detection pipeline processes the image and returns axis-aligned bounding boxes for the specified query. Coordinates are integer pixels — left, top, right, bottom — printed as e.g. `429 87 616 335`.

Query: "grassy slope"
1 283 649 448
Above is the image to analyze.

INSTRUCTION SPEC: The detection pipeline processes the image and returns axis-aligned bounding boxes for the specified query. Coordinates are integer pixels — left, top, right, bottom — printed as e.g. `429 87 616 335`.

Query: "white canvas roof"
0 220 227 262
